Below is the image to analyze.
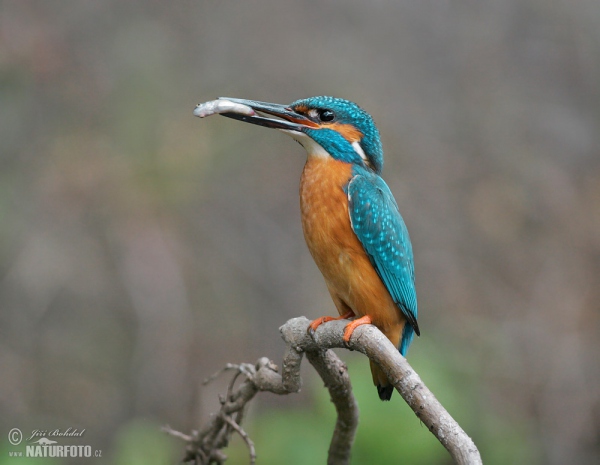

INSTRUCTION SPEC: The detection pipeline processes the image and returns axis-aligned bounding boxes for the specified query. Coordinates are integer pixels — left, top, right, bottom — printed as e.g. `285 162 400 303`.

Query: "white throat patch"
281 130 331 160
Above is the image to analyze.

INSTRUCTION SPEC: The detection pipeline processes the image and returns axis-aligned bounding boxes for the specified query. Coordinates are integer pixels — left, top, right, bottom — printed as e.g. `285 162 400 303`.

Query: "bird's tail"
371 322 416 400
370 360 394 401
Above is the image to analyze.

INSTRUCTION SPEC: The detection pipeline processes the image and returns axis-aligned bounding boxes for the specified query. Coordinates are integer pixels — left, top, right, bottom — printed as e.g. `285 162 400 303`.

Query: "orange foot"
343 315 373 343
308 311 354 336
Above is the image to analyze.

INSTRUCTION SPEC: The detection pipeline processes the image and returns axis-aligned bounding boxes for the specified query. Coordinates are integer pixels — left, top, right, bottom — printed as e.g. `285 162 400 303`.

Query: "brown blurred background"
0 1 599 464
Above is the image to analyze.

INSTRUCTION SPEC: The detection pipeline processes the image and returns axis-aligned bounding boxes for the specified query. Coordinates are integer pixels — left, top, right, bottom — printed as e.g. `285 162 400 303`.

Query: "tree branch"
165 316 481 465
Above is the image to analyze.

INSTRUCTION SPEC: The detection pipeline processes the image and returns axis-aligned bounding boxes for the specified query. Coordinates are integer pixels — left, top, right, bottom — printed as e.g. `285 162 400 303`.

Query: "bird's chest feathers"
300 158 362 276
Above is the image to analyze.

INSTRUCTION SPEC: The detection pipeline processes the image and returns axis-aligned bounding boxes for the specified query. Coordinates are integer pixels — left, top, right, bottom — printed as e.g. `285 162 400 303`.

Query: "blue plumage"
346 165 419 355
305 128 364 166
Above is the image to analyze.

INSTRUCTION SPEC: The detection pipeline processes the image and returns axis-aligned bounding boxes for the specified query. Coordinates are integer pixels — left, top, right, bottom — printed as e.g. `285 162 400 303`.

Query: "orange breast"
299 157 405 347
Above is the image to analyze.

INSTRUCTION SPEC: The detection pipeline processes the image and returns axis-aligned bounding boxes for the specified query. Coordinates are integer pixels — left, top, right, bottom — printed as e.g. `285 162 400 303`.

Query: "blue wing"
347 168 419 355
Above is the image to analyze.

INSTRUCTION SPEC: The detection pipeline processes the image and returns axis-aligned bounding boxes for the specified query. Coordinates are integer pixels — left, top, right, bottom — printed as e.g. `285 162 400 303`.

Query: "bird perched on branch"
194 96 420 400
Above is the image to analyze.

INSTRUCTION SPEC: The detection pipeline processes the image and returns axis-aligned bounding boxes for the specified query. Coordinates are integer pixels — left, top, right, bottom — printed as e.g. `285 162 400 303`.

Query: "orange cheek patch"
293 104 309 113
327 122 363 143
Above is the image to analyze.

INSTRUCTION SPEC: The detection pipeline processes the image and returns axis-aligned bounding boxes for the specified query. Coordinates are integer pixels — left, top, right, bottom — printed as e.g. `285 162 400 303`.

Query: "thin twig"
222 415 256 465
161 425 194 442
202 363 247 385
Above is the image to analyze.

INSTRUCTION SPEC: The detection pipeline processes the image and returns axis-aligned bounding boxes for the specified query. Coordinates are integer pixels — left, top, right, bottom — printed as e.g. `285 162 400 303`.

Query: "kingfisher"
195 96 420 400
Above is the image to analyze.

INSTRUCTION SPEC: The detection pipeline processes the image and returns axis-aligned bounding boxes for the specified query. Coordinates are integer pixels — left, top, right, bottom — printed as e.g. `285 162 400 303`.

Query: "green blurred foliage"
111 419 178 465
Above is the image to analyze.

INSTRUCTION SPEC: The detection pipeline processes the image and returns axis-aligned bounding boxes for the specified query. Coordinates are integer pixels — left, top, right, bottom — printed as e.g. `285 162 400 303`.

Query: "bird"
202 96 420 400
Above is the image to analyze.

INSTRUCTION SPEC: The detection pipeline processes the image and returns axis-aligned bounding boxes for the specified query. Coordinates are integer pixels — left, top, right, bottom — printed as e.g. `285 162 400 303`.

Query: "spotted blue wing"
347 169 419 355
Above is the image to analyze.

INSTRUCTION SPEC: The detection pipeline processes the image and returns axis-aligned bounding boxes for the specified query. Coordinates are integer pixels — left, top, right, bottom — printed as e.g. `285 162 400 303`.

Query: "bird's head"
216 96 384 173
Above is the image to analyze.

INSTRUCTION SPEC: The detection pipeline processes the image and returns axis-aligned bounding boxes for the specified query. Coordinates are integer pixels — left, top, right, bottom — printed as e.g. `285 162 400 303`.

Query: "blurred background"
1 1 599 464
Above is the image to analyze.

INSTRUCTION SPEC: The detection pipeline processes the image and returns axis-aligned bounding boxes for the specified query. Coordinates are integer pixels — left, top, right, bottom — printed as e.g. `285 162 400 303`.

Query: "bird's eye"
318 109 335 122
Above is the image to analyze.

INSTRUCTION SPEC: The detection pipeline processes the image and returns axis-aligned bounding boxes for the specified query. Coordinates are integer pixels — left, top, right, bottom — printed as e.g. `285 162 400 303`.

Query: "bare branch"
166 317 481 465
162 425 194 442
305 349 358 465
222 416 256 465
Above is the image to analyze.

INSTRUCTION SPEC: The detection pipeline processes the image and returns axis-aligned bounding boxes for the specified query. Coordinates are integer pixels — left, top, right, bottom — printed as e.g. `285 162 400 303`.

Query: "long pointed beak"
212 97 317 132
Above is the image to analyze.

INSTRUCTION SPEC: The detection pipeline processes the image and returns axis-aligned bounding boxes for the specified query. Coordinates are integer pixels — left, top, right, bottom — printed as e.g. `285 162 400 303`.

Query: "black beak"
213 97 317 132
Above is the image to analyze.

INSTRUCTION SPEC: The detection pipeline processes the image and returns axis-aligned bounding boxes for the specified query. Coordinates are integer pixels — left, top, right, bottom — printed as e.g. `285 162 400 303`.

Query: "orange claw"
308 311 355 335
342 315 373 343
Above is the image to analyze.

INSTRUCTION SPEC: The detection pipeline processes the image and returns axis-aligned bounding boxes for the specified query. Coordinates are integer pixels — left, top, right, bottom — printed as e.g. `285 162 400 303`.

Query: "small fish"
193 99 256 118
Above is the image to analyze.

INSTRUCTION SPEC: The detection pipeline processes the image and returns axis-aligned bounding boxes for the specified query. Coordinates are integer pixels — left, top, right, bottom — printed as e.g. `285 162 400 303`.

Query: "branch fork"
165 317 482 465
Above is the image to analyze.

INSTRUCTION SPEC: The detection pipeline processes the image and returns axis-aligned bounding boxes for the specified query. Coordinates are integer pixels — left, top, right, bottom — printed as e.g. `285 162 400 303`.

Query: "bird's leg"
342 315 373 343
307 311 355 336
